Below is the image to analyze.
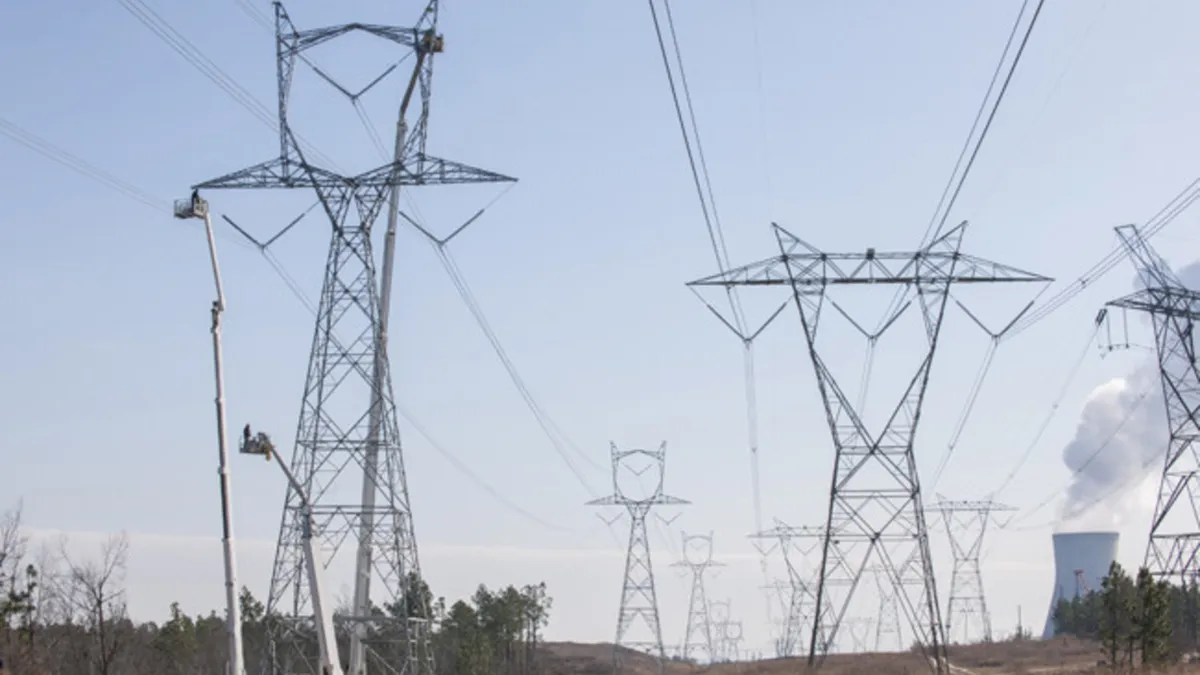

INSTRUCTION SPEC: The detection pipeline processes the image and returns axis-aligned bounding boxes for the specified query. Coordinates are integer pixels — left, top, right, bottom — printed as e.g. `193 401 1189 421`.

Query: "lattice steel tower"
589 443 688 675
192 3 515 674
932 496 1013 644
1103 225 1200 583
872 568 902 652
707 600 733 663
690 223 1050 674
670 532 721 663
749 520 829 658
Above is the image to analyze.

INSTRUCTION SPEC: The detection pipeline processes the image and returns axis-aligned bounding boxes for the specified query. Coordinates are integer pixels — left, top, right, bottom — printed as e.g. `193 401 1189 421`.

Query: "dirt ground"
542 638 1200 675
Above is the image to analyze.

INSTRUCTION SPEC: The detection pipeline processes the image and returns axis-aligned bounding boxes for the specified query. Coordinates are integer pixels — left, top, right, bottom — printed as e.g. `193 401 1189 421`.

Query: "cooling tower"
1041 531 1119 639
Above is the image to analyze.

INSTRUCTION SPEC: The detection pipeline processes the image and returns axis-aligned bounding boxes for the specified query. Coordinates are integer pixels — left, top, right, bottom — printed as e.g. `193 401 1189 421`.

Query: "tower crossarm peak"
930 499 1016 513
1108 288 1200 320
687 222 1050 289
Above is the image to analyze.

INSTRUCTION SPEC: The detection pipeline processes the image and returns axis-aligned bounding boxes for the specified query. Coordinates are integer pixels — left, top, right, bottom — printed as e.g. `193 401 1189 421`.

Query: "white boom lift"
173 191 246 675
240 429 344 675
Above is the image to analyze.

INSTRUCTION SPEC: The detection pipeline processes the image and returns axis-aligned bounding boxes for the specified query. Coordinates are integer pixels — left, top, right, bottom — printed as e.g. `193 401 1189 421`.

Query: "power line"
113 0 337 169
337 62 607 496
964 0 1111 221
877 0 1048 489
930 336 1000 489
876 0 1044 332
0 117 170 214
431 242 604 493
0 116 569 534
1006 385 1152 530
126 0 608 503
922 0 1046 246
991 324 1099 496
1004 177 1200 339
646 0 776 642
646 0 744 330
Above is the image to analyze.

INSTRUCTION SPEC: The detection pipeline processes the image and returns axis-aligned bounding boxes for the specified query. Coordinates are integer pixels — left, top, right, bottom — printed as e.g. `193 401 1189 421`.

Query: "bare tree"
0 503 28 621
0 502 25 578
54 533 132 675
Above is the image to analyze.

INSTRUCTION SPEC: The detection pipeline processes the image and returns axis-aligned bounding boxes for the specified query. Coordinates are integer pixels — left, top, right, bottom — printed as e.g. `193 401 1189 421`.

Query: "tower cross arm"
191 157 346 191
192 154 514 192
670 558 725 569
291 23 429 53
749 523 828 540
585 495 690 507
355 153 517 188
1107 287 1200 320
931 499 1016 513
686 234 1051 288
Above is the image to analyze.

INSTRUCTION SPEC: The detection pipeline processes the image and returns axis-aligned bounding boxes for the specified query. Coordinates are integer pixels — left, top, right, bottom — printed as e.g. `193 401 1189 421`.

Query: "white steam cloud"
1056 260 1200 531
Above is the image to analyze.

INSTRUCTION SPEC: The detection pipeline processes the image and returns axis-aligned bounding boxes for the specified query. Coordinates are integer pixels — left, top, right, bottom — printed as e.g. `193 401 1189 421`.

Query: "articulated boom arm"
241 432 344 675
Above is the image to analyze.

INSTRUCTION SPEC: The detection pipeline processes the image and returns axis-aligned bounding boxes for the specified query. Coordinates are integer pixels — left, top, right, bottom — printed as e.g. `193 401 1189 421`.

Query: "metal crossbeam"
689 224 1049 289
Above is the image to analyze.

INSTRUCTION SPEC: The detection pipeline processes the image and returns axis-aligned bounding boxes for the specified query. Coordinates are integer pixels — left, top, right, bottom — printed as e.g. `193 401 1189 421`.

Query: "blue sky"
3 0 1200 657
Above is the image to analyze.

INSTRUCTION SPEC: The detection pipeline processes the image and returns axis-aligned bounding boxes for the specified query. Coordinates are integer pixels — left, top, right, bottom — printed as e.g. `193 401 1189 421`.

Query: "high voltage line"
105 0 619 518
0 113 585 536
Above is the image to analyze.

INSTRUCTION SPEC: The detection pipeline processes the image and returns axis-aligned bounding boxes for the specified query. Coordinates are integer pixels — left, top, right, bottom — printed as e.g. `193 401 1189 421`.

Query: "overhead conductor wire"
919 0 1048 490
1004 177 1200 340
0 113 572 533
859 0 1034 431
989 323 1100 497
91 1 600 533
992 383 1153 540
348 89 605 498
229 0 610 502
646 0 773 608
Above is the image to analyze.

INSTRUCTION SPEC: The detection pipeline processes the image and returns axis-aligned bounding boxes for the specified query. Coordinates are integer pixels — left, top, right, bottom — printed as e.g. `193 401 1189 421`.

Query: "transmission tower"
670 532 721 662
588 443 688 675
1103 225 1200 586
690 223 1050 674
843 618 873 653
707 600 731 662
758 579 792 657
871 567 903 652
191 4 515 675
749 520 832 657
722 620 745 662
932 496 1014 644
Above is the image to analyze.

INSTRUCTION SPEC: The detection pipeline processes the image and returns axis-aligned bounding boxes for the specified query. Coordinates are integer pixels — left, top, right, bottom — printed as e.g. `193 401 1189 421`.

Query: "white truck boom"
241 430 344 675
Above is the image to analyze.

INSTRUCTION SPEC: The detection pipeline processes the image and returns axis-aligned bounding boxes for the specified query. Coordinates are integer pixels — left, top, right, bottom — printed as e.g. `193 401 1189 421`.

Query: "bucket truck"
240 429 344 675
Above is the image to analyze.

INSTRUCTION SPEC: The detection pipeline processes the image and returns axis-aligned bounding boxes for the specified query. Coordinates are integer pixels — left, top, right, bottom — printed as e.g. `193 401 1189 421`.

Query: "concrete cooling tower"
1041 531 1119 639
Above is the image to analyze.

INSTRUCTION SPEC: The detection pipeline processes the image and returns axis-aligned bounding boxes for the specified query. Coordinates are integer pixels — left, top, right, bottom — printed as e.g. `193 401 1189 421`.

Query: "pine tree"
1136 568 1172 668
1099 561 1134 671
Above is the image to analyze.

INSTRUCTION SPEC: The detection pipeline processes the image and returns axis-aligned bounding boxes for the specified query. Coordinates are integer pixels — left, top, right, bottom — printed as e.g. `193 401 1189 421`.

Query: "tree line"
1052 560 1199 670
0 504 553 675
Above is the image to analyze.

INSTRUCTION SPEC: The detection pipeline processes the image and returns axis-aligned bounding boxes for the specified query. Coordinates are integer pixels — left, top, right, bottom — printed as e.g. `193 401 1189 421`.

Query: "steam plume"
1056 260 1200 530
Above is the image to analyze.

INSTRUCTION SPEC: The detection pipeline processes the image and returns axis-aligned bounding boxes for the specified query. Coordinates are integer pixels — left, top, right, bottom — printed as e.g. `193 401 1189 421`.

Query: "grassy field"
542 637 1200 675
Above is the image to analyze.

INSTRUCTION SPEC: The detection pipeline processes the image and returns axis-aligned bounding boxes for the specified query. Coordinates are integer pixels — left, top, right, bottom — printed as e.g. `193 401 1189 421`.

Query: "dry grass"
542 638 1200 675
